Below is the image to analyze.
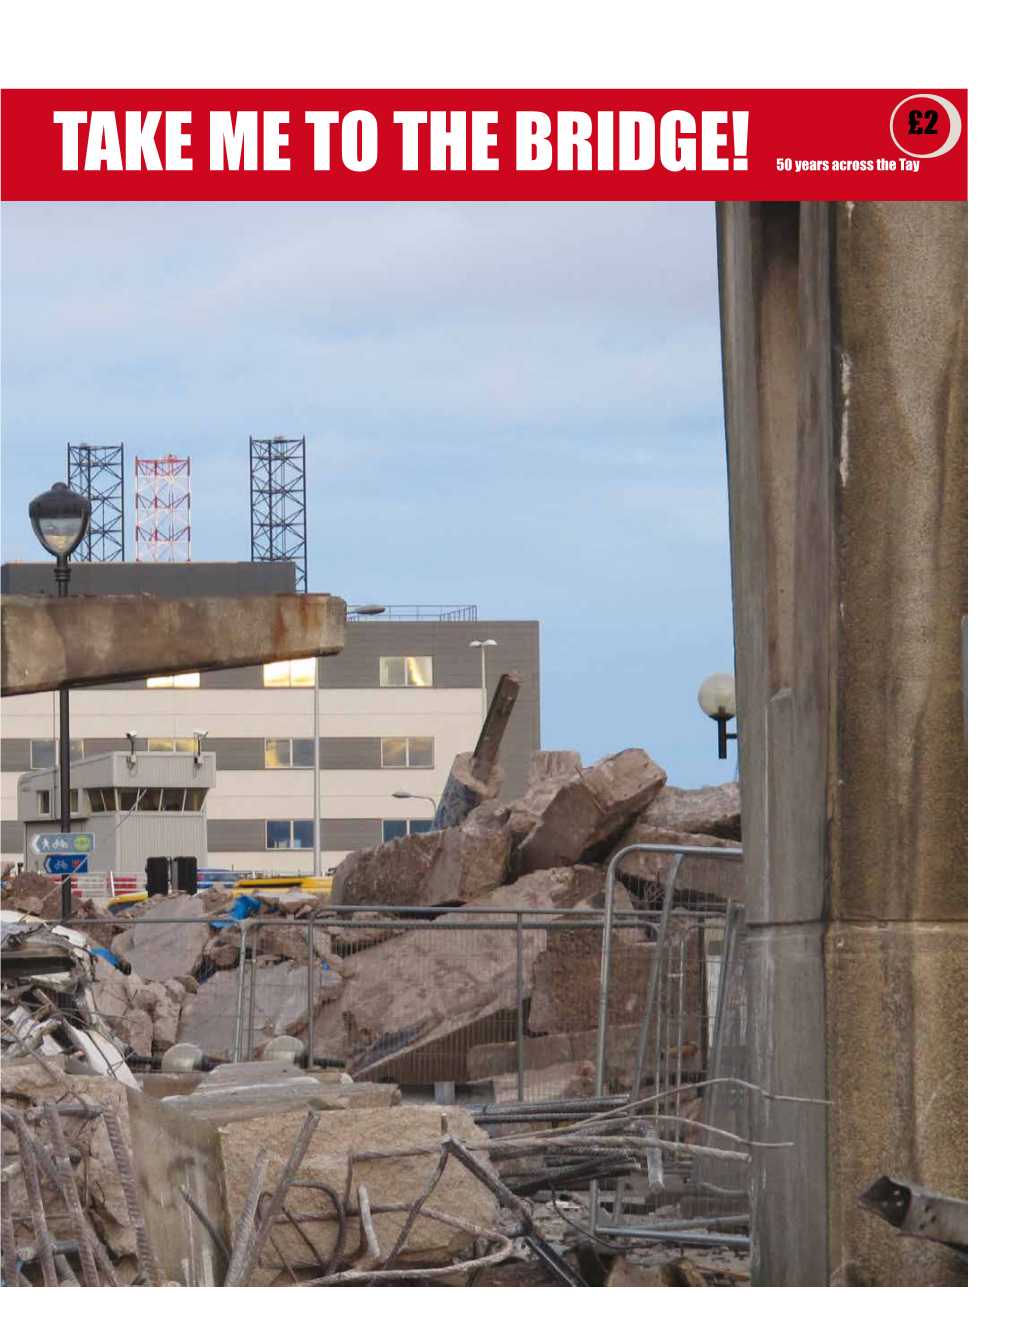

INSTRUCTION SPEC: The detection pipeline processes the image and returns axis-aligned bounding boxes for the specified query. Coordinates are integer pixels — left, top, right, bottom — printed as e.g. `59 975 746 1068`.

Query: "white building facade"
1 563 540 875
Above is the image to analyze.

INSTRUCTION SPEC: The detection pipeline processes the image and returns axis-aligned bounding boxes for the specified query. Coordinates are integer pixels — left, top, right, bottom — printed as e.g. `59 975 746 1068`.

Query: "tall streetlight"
29 482 91 920
391 790 437 817
469 638 498 717
311 605 385 874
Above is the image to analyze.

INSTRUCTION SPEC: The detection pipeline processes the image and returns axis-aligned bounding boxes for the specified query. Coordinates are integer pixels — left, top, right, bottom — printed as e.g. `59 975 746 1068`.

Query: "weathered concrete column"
717 201 967 1285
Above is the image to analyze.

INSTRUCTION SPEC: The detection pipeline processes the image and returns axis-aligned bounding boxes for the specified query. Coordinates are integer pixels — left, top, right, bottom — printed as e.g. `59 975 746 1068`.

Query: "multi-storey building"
0 561 540 874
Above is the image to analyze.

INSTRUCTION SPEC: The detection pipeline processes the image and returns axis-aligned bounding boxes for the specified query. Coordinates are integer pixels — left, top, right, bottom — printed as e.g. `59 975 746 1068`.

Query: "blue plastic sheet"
209 893 262 928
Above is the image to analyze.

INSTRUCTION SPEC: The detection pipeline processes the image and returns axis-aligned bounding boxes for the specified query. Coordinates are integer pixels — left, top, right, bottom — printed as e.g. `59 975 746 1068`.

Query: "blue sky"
1 200 734 785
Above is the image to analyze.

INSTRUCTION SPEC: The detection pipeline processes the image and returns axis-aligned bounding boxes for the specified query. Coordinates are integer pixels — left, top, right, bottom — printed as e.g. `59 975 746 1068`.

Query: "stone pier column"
716 200 967 1285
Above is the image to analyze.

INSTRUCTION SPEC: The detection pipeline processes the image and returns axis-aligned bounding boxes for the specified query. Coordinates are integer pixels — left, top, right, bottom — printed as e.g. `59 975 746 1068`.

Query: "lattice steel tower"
67 442 125 561
249 436 307 591
135 455 192 562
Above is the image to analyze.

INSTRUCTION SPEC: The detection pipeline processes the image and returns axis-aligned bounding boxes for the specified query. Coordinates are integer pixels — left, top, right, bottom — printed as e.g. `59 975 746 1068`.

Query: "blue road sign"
44 854 88 876
30 832 95 857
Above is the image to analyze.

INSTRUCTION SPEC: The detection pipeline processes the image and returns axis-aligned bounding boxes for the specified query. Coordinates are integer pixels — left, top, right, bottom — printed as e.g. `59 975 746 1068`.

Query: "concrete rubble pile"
1 744 745 1288
321 747 740 1095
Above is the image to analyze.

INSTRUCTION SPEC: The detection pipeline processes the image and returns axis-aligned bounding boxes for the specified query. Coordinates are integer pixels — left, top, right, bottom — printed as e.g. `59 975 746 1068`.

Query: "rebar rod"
44 1102 99 1287
224 1149 269 1287
236 1111 319 1287
357 1185 380 1265
2 1173 22 1287
373 1142 450 1275
101 1108 163 1286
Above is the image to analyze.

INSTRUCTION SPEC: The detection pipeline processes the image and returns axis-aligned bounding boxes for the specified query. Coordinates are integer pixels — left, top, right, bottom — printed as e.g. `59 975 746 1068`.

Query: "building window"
30 739 84 770
37 790 51 816
382 818 433 843
149 737 198 754
266 819 314 849
86 787 117 813
265 738 316 769
104 786 206 813
381 737 434 769
263 659 316 688
379 656 433 688
146 672 201 688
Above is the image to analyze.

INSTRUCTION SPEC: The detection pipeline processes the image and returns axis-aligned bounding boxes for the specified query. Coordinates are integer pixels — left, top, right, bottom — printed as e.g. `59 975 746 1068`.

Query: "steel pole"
56 556 72 922
313 657 321 876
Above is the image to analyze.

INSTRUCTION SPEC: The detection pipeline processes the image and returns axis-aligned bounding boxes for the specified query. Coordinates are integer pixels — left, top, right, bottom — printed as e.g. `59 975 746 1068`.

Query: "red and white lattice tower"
134 456 192 562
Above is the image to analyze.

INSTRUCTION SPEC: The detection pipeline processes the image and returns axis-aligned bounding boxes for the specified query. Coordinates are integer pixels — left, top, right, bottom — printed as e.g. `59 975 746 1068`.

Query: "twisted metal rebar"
44 1101 100 1287
101 1108 164 1286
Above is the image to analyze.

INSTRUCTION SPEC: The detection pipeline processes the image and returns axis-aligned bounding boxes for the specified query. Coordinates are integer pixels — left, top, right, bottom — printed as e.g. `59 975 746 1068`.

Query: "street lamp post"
29 482 91 920
469 638 498 717
313 656 321 876
391 789 437 818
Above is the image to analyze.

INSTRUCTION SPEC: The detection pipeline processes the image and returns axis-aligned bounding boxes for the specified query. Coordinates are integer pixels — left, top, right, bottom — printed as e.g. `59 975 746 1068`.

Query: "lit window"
265 738 292 768
146 672 200 688
266 819 314 849
149 737 197 753
30 739 84 769
37 790 51 816
264 738 315 768
381 736 434 768
379 656 433 688
381 818 433 843
263 659 315 687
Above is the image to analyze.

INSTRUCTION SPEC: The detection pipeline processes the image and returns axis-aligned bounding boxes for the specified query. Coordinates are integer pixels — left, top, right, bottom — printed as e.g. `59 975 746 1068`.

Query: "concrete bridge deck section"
0 592 346 696
717 200 967 1286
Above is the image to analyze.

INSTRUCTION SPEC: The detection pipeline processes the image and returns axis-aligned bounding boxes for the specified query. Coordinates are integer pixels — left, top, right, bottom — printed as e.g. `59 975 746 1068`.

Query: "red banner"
1 89 966 201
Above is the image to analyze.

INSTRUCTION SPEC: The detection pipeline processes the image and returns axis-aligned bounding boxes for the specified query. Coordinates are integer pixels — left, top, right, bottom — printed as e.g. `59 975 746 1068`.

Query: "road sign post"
30 832 95 857
43 854 88 876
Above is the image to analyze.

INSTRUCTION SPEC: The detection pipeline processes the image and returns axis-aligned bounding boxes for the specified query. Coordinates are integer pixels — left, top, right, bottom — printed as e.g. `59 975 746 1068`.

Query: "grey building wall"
319 738 379 770
1 821 22 855
207 819 265 852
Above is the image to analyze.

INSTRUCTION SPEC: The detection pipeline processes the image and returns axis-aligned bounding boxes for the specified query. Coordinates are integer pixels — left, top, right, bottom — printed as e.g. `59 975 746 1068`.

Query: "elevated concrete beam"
0 592 346 696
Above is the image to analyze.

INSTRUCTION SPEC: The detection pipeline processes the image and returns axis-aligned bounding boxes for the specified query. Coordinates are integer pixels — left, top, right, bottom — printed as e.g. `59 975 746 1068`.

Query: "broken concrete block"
467 1032 573 1079
0 1061 137 1259
611 828 743 903
110 895 212 980
606 1258 682 1286
135 978 187 1050
176 959 343 1060
527 749 583 788
489 1059 599 1104
219 1105 497 1284
515 749 667 874
419 808 512 906
204 932 241 969
331 829 446 908
89 958 186 1057
256 924 332 963
330 806 512 912
433 749 505 832
528 929 657 1036
329 912 404 953
632 782 741 841
313 867 606 1084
